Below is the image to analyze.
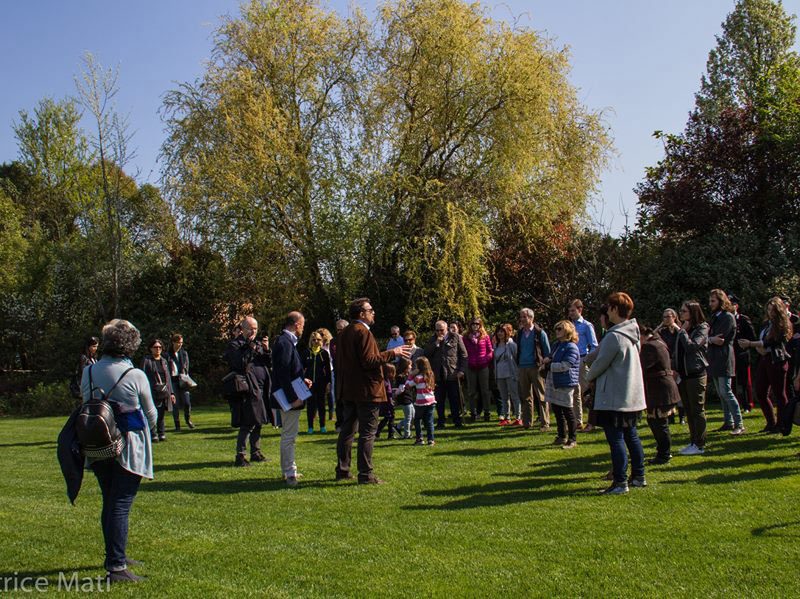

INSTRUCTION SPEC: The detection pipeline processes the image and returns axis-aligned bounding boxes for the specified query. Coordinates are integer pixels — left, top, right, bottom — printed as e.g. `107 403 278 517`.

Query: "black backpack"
75 366 134 459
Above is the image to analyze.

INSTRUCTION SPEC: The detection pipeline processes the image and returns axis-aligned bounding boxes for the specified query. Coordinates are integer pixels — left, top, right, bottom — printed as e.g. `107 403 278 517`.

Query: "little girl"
376 363 397 439
409 357 437 445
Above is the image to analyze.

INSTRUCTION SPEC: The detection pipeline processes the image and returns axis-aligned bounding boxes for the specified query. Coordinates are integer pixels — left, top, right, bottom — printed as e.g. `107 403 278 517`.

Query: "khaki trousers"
518 366 548 427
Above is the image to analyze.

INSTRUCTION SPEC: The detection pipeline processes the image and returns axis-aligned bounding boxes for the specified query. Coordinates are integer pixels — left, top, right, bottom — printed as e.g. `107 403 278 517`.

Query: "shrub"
2 382 76 417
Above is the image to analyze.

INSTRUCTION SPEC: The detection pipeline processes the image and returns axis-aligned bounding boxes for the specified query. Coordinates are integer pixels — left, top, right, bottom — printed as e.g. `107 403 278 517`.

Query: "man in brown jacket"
335 297 409 484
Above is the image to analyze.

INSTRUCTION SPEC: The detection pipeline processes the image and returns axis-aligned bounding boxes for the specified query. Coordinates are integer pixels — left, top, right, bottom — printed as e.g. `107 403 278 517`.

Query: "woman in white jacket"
587 292 646 495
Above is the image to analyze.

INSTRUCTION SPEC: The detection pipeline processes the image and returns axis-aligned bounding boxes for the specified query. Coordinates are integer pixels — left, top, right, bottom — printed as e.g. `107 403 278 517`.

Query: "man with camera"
223 316 270 467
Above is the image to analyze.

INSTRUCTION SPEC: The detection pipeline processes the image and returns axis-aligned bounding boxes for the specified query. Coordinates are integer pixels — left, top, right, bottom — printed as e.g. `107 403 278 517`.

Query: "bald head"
241 317 258 341
283 311 305 337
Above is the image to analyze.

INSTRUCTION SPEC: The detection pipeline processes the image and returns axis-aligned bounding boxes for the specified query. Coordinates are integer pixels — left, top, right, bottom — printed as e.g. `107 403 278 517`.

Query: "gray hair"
519 308 534 320
390 325 400 333
101 319 142 357
336 319 349 328
663 308 678 319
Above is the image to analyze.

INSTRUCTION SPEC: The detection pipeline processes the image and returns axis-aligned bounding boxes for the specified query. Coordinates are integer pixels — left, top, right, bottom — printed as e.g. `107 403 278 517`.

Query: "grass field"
1 405 799 597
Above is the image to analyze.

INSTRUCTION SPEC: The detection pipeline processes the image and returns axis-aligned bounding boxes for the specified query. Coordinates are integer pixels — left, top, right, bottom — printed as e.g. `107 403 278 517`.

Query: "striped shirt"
408 374 436 406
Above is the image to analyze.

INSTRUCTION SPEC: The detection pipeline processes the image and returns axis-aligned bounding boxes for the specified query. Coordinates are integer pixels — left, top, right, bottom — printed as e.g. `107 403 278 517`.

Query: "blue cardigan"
550 341 580 388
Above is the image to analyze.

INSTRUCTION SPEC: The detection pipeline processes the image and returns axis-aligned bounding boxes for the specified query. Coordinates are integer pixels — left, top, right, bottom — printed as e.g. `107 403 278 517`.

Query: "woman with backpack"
142 338 175 442
79 319 156 583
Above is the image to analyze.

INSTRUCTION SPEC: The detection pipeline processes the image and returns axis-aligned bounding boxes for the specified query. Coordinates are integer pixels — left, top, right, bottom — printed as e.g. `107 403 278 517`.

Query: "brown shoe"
358 476 385 485
335 472 354 481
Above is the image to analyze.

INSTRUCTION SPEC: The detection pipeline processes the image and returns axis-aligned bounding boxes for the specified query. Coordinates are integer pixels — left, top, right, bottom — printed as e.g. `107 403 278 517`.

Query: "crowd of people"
63 290 800 582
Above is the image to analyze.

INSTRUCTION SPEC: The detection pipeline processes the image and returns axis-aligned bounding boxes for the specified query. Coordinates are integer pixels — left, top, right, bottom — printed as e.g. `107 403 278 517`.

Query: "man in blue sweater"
516 308 551 430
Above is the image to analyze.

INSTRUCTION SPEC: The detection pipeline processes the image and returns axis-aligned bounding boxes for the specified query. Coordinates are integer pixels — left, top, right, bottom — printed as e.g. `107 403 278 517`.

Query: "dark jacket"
302 347 332 391
673 323 709 378
251 343 272 403
659 328 679 359
141 355 174 407
424 333 468 382
57 406 84 504
707 310 736 378
223 336 269 427
394 373 415 406
335 322 394 404
733 312 756 364
271 331 306 411
640 335 680 410
167 348 190 386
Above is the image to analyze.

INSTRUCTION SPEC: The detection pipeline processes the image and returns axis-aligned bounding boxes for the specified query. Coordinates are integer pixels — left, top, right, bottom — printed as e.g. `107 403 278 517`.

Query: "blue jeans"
398 404 415 437
603 423 645 484
414 404 436 441
714 376 743 428
90 459 142 572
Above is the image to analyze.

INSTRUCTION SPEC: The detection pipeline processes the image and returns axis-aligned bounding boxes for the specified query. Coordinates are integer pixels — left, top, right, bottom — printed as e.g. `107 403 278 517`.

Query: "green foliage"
1 381 75 417
633 0 800 320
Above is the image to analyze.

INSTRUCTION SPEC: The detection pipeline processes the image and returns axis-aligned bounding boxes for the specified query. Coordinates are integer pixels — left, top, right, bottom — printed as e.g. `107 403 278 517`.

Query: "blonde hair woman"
542 320 581 449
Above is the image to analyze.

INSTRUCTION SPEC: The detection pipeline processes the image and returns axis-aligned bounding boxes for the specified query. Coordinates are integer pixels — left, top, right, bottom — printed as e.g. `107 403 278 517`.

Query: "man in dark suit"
424 320 468 428
271 311 310 487
223 316 270 467
335 298 409 484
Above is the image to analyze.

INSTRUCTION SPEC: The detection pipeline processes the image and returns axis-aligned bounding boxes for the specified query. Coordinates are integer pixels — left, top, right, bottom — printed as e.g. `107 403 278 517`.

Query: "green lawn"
1 406 799 597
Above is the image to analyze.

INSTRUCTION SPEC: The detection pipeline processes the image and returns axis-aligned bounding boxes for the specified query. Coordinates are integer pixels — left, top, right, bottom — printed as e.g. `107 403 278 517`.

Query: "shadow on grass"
432 446 529 458
156 460 233 471
0 440 57 448
403 476 595 510
143 476 345 494
751 520 800 538
0 566 100 583
661 466 797 485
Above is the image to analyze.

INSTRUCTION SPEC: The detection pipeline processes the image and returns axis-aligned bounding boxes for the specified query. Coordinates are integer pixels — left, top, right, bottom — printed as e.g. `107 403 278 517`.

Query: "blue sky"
2 0 799 235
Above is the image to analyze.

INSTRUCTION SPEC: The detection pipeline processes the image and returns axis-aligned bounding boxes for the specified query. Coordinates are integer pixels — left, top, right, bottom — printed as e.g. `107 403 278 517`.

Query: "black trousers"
647 416 672 459
376 410 395 438
552 403 577 442
336 401 380 482
172 388 192 429
435 380 463 426
236 424 261 456
307 387 327 429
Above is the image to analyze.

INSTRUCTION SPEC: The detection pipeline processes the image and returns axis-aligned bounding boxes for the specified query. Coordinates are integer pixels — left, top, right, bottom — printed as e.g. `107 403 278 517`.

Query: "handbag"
152 360 171 404
178 373 197 390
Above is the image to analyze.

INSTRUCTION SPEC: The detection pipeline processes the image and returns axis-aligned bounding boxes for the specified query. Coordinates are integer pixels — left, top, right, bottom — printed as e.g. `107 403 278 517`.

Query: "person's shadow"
0 566 101 584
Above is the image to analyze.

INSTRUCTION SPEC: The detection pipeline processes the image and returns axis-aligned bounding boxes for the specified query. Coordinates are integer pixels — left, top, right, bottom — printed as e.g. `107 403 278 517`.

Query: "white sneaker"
730 426 746 436
680 444 705 456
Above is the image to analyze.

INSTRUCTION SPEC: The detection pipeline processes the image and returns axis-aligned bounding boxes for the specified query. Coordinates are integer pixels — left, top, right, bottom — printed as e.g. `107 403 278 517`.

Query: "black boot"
234 454 251 467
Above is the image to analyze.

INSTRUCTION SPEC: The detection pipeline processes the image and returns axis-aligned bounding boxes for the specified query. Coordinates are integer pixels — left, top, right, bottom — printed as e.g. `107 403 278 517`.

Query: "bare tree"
75 52 136 318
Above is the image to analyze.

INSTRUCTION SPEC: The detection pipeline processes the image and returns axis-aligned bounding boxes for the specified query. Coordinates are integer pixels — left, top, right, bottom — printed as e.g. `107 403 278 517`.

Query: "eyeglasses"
403 338 414 342
362 308 375 314
555 327 564 331
471 322 480 326
152 345 162 349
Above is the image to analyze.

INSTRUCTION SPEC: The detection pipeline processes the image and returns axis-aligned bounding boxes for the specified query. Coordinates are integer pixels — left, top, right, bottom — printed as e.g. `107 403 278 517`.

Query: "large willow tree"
161 0 608 329
366 0 608 326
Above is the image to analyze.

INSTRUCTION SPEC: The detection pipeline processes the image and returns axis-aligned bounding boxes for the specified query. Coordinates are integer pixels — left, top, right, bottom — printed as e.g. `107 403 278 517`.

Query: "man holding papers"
271 311 311 487
335 298 410 484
